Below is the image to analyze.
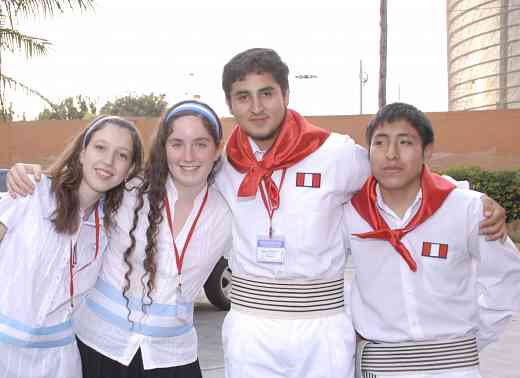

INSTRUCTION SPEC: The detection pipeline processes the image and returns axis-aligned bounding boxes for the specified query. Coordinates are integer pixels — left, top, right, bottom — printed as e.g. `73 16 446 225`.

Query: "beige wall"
1 109 519 171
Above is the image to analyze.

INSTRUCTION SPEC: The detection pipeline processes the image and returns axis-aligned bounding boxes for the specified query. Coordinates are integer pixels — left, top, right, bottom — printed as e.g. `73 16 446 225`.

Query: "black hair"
222 48 289 101
366 102 434 149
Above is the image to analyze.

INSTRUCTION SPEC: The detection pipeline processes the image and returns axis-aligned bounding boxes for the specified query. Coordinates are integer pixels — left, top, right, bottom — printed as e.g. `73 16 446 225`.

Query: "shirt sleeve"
467 197 520 350
342 205 352 259
340 134 370 199
0 175 41 232
210 200 233 263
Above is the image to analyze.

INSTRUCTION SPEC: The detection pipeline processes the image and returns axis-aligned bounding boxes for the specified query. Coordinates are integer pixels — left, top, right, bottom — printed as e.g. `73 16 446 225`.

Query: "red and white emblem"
296 172 321 188
422 242 448 259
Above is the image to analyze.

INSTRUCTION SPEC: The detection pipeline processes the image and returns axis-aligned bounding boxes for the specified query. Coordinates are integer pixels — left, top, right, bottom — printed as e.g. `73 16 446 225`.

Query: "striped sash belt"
0 312 74 348
359 336 479 376
230 274 344 319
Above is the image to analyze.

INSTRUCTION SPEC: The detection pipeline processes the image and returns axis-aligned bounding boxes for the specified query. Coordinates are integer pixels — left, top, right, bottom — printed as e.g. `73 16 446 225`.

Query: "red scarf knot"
351 167 456 272
227 109 330 208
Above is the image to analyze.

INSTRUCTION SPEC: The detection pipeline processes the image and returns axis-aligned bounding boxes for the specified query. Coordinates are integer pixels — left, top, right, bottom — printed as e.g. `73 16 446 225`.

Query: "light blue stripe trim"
0 332 74 348
0 312 72 336
94 278 192 317
86 298 193 337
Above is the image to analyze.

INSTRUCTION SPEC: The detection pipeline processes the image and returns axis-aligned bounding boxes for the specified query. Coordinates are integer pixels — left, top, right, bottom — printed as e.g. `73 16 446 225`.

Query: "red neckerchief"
226 109 330 209
351 167 455 272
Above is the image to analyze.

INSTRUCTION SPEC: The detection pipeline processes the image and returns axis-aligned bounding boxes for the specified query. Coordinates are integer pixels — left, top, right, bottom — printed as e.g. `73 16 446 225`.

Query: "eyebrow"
373 132 416 138
168 136 212 142
233 86 275 96
93 137 132 152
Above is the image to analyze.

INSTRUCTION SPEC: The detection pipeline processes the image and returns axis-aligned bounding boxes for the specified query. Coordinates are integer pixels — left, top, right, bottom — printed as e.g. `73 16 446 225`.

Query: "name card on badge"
256 237 286 264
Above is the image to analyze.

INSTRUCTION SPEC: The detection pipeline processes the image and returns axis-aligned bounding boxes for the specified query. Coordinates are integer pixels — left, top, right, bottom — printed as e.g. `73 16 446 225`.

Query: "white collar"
375 184 422 225
248 137 266 162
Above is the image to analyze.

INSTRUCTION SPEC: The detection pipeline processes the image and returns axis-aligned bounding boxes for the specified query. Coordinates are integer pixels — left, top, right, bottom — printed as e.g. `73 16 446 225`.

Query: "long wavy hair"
46 115 144 234
122 100 223 313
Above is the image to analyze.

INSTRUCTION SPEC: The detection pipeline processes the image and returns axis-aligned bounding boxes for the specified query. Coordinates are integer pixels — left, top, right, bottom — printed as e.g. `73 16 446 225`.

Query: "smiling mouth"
95 168 114 178
180 166 201 171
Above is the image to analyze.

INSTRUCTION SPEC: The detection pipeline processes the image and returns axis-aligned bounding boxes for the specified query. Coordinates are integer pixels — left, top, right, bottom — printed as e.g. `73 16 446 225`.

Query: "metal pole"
360 60 363 114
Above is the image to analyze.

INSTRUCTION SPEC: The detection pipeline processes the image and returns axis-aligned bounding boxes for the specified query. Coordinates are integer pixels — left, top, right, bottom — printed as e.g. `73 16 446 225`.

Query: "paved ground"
194 267 520 378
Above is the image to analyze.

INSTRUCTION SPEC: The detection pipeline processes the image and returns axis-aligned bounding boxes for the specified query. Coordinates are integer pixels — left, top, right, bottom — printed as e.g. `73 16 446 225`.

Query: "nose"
250 95 264 114
386 142 399 160
103 150 116 166
182 145 194 161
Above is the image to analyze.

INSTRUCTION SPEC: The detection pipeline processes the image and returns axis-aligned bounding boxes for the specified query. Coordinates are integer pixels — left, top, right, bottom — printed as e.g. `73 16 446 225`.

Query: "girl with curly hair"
72 101 231 378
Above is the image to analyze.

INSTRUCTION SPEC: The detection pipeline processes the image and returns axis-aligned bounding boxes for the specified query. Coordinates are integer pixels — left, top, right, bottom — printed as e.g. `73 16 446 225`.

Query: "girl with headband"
72 100 231 377
0 116 144 378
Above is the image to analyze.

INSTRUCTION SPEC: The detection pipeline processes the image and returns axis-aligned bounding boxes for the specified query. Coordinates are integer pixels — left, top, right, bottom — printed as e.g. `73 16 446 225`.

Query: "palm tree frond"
10 0 95 18
0 74 58 110
0 27 51 58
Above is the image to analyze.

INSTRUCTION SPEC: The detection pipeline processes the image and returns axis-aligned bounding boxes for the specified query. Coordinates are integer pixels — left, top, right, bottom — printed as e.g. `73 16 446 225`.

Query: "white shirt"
0 175 106 378
74 178 232 369
344 185 520 349
216 132 370 281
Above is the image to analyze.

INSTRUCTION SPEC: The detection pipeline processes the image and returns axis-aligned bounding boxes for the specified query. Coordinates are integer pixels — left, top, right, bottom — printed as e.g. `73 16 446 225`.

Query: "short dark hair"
366 102 434 149
222 48 290 101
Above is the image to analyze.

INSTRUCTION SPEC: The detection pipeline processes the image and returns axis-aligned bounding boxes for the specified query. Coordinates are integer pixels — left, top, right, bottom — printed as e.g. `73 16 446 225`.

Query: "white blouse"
0 175 106 378
74 177 232 369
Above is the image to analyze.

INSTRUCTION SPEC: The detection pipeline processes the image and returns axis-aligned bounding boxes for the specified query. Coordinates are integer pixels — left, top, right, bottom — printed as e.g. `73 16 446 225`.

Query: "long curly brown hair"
46 115 144 234
122 100 223 314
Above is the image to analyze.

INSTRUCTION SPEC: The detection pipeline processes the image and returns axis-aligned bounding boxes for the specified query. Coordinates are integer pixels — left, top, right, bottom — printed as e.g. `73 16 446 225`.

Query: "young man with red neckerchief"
345 102 520 378
216 49 508 378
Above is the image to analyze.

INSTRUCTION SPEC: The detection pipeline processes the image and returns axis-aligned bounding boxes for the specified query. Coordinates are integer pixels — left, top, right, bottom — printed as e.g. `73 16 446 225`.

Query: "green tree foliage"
0 0 94 119
38 95 96 120
100 93 167 117
442 167 520 223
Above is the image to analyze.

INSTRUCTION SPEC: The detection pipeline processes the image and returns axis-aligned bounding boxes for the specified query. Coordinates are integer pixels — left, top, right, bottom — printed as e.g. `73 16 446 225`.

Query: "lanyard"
69 205 100 307
164 187 209 291
258 169 287 238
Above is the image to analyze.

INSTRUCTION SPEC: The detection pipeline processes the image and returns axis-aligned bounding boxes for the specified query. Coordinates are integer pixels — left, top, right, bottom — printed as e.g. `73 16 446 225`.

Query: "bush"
441 167 520 223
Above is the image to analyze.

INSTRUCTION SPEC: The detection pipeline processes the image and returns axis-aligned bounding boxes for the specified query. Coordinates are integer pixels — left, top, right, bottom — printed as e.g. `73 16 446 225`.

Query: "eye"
94 144 105 151
118 152 129 161
261 90 272 97
236 94 248 102
195 142 208 149
400 139 413 145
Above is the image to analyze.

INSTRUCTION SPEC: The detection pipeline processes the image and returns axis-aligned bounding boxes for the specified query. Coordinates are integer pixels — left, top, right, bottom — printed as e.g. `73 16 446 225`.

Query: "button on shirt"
216 132 370 281
345 186 520 349
74 178 232 369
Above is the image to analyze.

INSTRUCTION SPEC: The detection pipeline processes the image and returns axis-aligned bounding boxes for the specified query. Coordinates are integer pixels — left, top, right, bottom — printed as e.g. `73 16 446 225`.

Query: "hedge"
441 167 520 223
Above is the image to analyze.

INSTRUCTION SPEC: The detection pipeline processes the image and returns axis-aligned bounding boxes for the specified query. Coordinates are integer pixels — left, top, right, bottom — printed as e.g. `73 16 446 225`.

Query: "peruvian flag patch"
422 242 448 259
296 172 321 188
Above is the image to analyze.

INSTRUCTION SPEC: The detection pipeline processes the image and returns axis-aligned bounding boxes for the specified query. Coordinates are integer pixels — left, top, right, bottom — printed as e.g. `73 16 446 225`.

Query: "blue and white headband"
83 115 124 148
164 102 222 141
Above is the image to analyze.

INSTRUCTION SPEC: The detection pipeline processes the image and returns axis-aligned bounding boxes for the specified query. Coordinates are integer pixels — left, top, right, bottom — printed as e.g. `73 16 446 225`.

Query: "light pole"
359 60 368 114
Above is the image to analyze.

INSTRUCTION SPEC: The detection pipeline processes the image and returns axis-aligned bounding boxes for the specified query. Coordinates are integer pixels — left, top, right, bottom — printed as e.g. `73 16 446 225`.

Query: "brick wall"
1 109 518 171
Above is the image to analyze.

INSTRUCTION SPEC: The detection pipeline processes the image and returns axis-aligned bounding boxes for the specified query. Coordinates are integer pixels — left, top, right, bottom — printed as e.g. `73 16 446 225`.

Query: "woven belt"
230 275 345 319
360 336 479 376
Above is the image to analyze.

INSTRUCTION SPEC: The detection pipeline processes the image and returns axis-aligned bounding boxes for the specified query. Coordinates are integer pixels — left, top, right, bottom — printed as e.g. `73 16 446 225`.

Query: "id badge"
175 288 192 322
256 236 286 264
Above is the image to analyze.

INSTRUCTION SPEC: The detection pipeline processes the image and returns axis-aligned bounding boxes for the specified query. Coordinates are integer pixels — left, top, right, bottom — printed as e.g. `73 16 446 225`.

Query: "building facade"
448 0 520 110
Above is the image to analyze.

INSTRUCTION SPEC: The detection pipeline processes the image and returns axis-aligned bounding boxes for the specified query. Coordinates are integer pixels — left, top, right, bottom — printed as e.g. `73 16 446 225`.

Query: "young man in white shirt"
344 102 520 378
217 49 508 378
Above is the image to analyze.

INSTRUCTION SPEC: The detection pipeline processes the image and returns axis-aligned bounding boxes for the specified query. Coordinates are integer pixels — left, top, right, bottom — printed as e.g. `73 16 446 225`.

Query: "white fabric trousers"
223 309 356 378
0 341 82 378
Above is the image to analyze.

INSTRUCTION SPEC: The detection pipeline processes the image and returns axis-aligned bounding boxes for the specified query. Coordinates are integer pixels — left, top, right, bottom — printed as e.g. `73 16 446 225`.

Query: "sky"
6 0 448 120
